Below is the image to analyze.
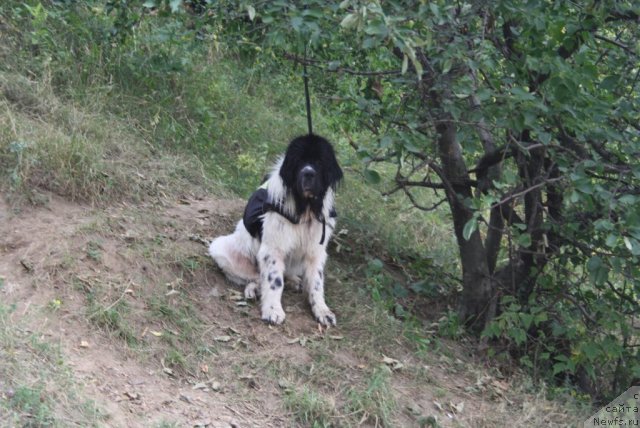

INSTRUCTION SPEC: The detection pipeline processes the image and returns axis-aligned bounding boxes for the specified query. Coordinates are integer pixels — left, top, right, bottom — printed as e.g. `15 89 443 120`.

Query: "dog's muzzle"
300 166 317 198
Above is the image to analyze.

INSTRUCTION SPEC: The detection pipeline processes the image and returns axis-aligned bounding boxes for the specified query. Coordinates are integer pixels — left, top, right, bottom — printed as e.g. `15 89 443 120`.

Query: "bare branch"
402 187 448 212
594 34 637 56
490 177 564 209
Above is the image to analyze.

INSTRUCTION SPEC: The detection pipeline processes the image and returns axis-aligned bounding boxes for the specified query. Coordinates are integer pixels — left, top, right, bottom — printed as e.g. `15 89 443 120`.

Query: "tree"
107 0 640 396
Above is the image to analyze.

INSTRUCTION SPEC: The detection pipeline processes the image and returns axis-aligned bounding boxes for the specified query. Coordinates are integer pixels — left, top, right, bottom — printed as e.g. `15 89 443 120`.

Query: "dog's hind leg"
209 234 259 286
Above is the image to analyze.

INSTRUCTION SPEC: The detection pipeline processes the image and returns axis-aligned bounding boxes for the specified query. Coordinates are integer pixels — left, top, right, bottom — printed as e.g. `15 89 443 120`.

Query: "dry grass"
0 302 105 426
0 71 213 205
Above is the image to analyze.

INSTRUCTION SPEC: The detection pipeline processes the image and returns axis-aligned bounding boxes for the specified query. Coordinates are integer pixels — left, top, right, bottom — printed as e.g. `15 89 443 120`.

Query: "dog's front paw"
244 281 259 299
313 305 337 326
261 304 286 325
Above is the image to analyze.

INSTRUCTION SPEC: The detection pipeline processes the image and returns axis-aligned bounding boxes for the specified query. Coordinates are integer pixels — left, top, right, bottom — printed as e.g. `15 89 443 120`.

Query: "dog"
209 134 343 325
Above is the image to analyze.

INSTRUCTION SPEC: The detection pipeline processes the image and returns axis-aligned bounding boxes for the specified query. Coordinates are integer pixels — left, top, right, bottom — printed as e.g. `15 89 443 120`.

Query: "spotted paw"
244 281 259 299
313 306 337 326
261 304 286 325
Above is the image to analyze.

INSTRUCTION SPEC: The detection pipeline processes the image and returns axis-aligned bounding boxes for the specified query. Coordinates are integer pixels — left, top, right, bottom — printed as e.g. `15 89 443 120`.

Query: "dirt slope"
0 193 582 427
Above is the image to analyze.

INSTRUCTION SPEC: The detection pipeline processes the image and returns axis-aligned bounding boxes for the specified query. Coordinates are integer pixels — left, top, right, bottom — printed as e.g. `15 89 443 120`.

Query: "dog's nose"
301 166 316 181
303 169 316 180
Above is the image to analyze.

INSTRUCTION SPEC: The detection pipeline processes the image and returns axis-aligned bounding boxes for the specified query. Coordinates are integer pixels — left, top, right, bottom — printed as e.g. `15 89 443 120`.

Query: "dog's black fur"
279 134 343 218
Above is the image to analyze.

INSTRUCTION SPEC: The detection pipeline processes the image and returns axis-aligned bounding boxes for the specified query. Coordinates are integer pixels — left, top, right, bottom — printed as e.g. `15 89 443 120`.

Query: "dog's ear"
322 146 343 189
279 148 298 190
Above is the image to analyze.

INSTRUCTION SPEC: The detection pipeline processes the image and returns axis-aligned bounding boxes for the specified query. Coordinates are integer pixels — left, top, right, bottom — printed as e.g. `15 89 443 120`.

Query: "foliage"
165 0 640 399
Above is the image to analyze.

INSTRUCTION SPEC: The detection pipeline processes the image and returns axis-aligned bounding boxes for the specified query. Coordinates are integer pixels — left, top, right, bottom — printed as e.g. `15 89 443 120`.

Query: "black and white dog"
209 135 343 325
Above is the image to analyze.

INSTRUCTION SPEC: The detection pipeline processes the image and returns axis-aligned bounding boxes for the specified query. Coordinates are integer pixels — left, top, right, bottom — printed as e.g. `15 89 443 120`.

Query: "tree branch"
490 177 563 210
282 52 401 76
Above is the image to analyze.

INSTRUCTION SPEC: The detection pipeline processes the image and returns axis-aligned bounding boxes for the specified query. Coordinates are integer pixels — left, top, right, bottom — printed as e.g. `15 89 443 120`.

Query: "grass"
284 385 336 427
346 366 396 427
0 304 104 427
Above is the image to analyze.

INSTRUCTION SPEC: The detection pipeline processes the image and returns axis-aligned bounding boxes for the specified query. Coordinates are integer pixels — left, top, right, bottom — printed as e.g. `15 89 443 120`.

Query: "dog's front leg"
304 256 336 326
258 248 286 324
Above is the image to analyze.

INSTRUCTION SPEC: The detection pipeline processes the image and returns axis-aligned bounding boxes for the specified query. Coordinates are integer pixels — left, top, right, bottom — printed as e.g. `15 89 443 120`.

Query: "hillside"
0 191 584 427
0 2 593 426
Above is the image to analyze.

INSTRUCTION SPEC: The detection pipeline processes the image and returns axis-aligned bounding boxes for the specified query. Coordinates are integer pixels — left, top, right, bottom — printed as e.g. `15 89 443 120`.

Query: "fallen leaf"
124 391 139 400
79 340 90 348
150 330 163 337
329 335 344 340
192 382 207 390
449 401 464 413
20 259 34 272
382 355 404 371
210 381 221 392
491 379 509 391
163 367 174 377
235 301 248 307
165 289 179 297
278 379 292 390
287 338 300 345
200 364 209 374
407 402 422 416
214 335 232 342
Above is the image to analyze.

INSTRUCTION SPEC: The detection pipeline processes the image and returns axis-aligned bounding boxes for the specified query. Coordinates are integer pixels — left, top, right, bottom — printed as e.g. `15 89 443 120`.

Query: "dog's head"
280 134 343 214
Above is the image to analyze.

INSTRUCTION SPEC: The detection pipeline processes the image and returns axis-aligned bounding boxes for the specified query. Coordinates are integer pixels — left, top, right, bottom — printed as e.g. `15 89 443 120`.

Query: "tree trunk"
435 119 493 332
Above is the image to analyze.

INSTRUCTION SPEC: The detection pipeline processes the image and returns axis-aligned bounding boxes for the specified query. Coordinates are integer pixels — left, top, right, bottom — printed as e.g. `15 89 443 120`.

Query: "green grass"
86 292 138 346
347 365 396 427
284 385 336 427
0 304 104 427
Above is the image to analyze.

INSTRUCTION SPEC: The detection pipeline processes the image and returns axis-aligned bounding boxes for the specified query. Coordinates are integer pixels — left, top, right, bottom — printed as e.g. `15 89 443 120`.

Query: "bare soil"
0 193 583 427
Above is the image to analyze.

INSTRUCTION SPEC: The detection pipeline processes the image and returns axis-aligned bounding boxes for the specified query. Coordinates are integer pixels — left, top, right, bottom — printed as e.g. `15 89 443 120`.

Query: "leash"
303 43 313 136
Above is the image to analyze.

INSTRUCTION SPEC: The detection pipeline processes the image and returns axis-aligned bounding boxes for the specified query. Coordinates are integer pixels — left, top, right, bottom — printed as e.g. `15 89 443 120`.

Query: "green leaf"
509 327 526 345
442 58 452 74
340 13 358 29
363 169 381 184
169 0 182 13
511 87 536 101
519 313 534 329
246 5 256 21
517 233 532 248
586 256 608 285
462 218 477 241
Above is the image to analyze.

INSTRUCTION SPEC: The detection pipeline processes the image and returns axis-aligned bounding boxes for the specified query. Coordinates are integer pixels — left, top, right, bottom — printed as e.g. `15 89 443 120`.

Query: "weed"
437 310 466 339
87 295 138 346
164 348 187 371
346 365 396 427
284 385 335 427
149 296 200 341
8 385 54 426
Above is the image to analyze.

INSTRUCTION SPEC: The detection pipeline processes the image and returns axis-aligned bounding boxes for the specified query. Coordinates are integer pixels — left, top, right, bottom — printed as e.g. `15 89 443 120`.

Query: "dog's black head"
280 134 343 216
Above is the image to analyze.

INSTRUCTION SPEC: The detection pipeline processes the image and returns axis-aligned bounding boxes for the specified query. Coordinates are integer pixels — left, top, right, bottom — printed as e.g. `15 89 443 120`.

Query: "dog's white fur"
209 158 337 325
